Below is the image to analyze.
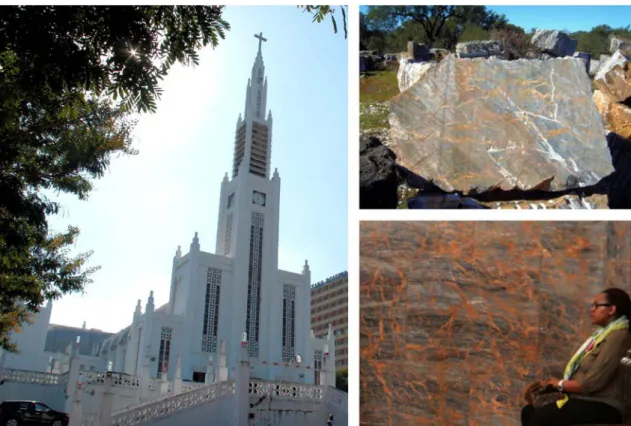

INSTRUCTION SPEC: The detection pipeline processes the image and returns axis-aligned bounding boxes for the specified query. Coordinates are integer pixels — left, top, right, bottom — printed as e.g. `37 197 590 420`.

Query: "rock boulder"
389 55 614 194
593 89 631 139
595 50 631 103
360 135 399 209
589 59 601 77
573 52 590 74
532 30 577 57
397 58 436 93
407 42 430 61
605 132 631 208
456 40 504 59
407 193 488 209
610 36 631 55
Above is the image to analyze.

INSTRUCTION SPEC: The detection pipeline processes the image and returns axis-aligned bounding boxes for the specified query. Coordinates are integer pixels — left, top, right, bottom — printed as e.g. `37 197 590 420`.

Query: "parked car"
0 400 69 426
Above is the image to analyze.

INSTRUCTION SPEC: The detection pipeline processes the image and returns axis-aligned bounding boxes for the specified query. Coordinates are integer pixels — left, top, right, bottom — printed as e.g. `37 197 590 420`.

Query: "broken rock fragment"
397 59 436 93
389 55 614 194
456 40 504 59
610 36 631 55
594 50 631 103
593 89 631 139
532 30 578 57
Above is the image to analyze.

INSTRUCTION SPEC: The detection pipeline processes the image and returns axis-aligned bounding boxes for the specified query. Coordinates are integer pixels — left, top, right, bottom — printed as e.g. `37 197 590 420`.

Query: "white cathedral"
2 35 334 387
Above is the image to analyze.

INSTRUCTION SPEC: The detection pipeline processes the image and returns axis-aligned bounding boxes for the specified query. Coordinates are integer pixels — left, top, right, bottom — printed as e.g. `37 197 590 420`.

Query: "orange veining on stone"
360 221 631 425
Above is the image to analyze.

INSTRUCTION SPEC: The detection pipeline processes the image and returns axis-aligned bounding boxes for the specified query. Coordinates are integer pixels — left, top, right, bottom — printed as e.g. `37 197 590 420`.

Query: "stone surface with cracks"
389 55 615 194
360 221 631 425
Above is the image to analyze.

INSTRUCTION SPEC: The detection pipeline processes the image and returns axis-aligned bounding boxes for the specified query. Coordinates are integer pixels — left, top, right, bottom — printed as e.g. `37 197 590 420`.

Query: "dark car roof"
1 401 66 414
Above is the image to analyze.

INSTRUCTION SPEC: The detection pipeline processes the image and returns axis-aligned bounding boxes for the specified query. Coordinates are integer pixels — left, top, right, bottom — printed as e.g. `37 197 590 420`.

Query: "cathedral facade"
94 35 333 385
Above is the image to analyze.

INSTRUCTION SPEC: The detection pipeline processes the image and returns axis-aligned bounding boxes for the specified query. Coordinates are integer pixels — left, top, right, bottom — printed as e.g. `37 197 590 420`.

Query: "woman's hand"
541 379 561 389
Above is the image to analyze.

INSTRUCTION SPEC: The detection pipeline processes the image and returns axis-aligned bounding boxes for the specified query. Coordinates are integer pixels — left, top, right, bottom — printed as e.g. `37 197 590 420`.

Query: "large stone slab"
359 135 399 209
605 132 631 209
610 36 631 54
359 56 367 73
456 40 504 59
360 221 631 425
573 51 590 74
589 59 601 77
407 41 430 61
532 30 577 57
397 58 436 93
595 50 631 103
389 55 614 193
594 89 631 139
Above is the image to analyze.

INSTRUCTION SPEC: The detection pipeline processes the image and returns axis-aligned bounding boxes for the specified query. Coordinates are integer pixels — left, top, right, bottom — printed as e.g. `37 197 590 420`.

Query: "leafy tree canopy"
0 6 229 351
360 5 631 56
362 6 508 50
0 4 343 353
335 368 348 393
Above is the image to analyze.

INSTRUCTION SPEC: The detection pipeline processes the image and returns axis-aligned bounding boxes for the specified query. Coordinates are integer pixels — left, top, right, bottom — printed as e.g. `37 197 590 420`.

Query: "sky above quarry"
360 6 631 33
44 6 348 333
488 6 631 33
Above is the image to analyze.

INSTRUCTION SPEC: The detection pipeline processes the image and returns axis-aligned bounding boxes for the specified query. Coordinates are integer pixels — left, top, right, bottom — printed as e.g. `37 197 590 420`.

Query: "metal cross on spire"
254 32 267 54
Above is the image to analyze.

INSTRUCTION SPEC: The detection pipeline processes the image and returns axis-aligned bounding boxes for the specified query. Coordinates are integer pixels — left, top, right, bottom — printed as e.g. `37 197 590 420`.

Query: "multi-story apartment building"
310 271 348 369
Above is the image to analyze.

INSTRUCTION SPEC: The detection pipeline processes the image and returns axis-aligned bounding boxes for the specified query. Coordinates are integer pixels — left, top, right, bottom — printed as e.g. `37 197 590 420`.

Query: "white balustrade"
0 368 65 385
109 380 235 426
248 380 325 401
81 413 97 426
82 372 141 389
181 382 205 393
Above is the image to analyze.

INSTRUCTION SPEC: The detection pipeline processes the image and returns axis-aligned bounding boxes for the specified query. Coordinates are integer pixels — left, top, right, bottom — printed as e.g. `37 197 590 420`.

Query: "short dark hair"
603 288 631 320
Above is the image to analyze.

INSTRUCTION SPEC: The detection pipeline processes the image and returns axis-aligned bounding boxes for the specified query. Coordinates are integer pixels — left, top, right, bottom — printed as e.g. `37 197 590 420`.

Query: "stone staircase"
82 380 235 426
80 380 347 426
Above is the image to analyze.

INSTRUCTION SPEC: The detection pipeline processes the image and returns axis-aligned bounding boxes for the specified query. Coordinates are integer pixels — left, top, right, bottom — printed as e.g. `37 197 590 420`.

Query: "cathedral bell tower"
214 33 281 361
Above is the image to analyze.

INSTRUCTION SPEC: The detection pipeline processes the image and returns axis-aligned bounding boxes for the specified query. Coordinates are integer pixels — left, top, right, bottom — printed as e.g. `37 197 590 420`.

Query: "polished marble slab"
360 222 631 426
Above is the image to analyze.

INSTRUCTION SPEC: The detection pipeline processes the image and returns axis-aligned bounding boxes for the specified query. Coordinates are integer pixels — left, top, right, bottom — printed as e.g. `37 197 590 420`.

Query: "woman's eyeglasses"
590 302 612 310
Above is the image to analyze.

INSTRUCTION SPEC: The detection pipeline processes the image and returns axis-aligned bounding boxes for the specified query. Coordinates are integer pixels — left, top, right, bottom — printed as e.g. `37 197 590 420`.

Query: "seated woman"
522 287 631 426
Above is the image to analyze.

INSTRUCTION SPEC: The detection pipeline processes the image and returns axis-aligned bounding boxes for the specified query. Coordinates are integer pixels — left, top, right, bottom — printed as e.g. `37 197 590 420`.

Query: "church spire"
255 32 267 55
232 32 273 180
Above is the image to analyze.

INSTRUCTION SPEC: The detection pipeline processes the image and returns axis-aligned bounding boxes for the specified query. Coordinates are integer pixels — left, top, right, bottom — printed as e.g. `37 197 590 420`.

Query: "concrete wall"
0 381 66 412
132 392 235 426
79 384 144 415
2 303 52 372
249 398 321 426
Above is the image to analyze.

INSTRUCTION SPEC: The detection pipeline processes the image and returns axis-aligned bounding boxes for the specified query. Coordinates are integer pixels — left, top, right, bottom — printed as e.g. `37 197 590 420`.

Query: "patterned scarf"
557 315 629 408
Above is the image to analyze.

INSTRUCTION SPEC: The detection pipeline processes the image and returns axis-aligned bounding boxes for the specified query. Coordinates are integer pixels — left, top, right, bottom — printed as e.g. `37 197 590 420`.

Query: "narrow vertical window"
282 285 296 362
246 212 264 357
314 350 323 385
202 268 222 353
157 327 172 378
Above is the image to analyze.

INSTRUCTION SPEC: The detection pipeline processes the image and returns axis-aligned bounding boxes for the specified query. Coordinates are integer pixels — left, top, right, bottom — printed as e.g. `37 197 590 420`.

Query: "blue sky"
361 6 631 33
488 6 631 33
46 6 348 333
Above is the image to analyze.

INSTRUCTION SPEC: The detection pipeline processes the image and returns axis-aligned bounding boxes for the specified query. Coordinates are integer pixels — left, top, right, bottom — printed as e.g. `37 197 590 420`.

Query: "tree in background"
335 368 348 393
362 6 508 52
300 5 348 39
0 4 345 353
0 6 230 352
361 6 631 59
364 6 461 48
572 24 631 57
490 24 539 59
